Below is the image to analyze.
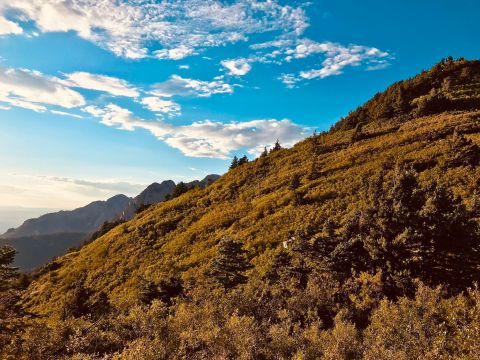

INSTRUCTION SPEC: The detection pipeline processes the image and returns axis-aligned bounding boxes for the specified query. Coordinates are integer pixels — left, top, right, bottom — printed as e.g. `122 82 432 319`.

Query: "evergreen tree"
271 140 282 152
317 166 480 297
311 130 323 156
307 157 320 180
444 130 480 167
209 237 252 289
0 246 17 291
171 182 189 199
138 278 160 305
289 174 301 190
62 279 92 318
260 147 268 158
238 155 249 166
230 156 239 169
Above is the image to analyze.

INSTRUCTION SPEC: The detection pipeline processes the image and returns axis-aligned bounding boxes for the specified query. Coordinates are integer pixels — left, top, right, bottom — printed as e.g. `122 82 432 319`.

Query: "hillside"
334 56 480 130
3 59 480 359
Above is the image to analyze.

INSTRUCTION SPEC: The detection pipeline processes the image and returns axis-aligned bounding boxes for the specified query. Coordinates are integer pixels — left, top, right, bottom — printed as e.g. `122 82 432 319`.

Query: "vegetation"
2 58 480 359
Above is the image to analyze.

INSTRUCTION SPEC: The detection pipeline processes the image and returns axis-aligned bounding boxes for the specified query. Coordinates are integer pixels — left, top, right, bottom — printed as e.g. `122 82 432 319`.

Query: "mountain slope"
23 59 480 316
0 194 130 239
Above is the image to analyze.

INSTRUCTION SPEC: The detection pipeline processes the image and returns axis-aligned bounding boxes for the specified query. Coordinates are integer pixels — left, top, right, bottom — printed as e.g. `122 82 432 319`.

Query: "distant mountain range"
0 206 60 234
0 174 219 271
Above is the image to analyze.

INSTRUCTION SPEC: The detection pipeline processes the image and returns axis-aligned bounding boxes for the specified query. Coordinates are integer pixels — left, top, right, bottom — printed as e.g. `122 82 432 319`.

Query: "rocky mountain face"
120 175 220 220
121 181 176 220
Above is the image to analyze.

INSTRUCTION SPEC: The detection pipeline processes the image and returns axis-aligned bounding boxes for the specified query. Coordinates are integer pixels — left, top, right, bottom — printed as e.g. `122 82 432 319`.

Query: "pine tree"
171 182 189 199
307 157 320 180
260 147 268 158
311 130 322 156
444 130 480 167
289 174 301 190
209 237 252 289
0 246 17 291
230 156 239 169
238 155 249 166
271 140 282 152
62 279 91 318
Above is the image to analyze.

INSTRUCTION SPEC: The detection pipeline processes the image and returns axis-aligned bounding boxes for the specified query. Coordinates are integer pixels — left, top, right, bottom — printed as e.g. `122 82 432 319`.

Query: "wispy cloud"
227 38 392 86
140 97 181 117
268 40 393 86
1 0 309 60
84 103 309 159
151 75 234 98
0 67 85 112
38 175 145 194
50 110 83 119
65 72 139 97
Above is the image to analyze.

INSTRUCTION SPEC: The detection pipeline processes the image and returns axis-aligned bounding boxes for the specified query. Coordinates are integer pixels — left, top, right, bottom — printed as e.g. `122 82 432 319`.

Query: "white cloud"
178 64 190 70
278 74 299 89
366 62 391 71
0 67 85 112
65 72 139 97
1 0 309 59
154 46 196 60
140 97 181 117
0 16 23 35
85 103 308 159
250 38 294 50
151 75 234 98
262 40 393 85
296 42 390 80
0 104 11 110
221 58 252 76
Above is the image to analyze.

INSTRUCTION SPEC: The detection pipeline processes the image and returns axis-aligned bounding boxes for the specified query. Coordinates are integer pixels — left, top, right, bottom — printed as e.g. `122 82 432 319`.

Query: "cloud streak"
84 103 309 159
0 67 85 111
65 72 139 97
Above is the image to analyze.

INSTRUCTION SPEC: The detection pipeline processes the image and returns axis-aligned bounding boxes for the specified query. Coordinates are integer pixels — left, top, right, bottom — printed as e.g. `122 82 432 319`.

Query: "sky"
0 0 479 210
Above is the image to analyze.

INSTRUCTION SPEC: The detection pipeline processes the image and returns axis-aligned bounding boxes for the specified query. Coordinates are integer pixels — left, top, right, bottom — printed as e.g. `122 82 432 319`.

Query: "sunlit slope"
23 59 480 314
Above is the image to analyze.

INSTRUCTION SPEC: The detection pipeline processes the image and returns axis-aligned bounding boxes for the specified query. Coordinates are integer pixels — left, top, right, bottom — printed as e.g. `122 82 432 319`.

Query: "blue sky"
0 0 479 209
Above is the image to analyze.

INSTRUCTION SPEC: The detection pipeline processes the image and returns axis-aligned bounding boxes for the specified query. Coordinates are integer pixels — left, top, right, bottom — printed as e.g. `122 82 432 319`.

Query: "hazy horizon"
0 206 62 234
